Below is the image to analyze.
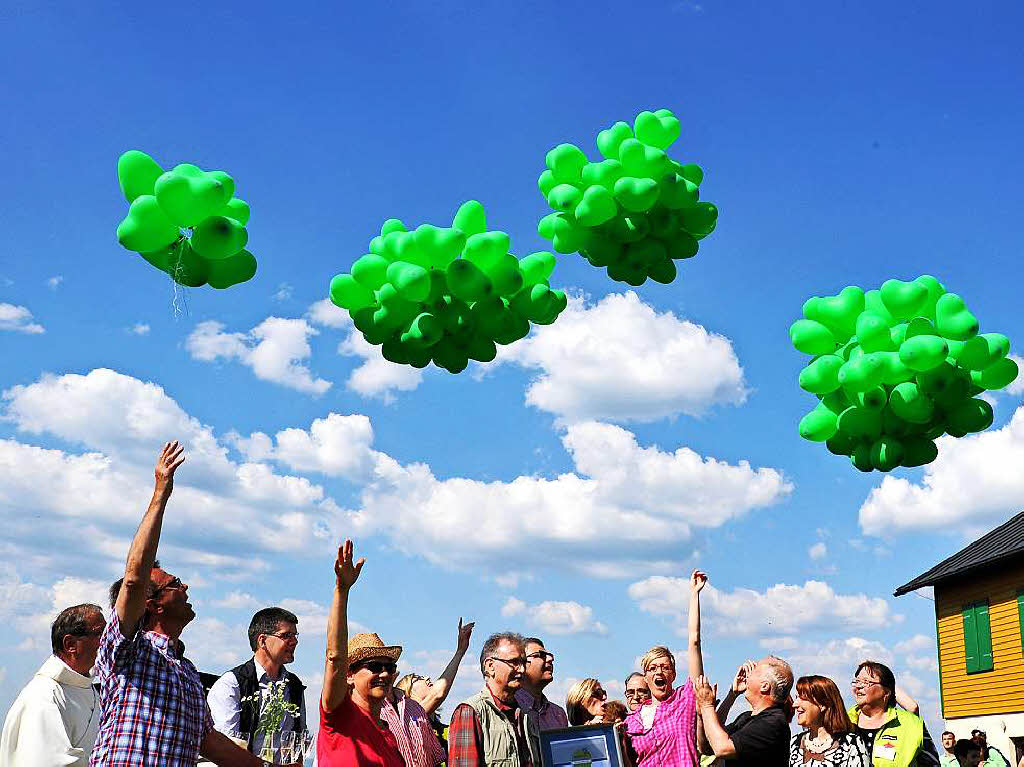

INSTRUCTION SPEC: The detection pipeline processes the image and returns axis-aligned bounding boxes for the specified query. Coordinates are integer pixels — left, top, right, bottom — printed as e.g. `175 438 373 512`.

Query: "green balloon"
596 121 633 160
795 328 838 367
837 353 886 392
799 402 839 442
207 250 257 289
580 159 624 190
190 215 248 260
538 213 585 254
837 405 883 440
855 312 895 353
856 386 887 411
803 286 865 343
826 431 856 456
821 388 852 414
386 262 431 302
154 166 230 227
863 289 895 325
117 150 164 203
453 200 487 236
329 274 375 310
664 233 700 260
464 231 511 272
413 224 466 268
799 354 844 394
972 356 1019 390
678 202 718 238
351 307 389 345
913 274 946 319
548 184 583 213
351 254 390 290
545 143 588 183
850 442 874 472
899 335 949 371
432 341 469 374
467 335 498 363
117 195 180 253
613 176 660 212
446 259 493 303
946 398 993 437
935 293 980 340
538 170 558 198
381 218 408 235
880 278 927 320
634 109 681 150
207 170 235 200
519 252 556 286
888 382 935 424
400 312 442 349
877 351 916 385
166 241 208 287
574 185 618 227
904 317 937 339
901 437 938 467
648 258 677 285
956 333 1010 370
604 214 650 244
219 198 251 225
484 254 524 297
869 437 904 471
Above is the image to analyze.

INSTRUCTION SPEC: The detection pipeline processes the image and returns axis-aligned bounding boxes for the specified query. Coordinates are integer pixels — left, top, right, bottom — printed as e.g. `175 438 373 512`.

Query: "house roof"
893 510 1024 596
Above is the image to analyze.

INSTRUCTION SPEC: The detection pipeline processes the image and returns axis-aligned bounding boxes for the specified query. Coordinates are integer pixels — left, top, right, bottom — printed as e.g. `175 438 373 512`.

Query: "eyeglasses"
646 664 674 674
72 626 106 638
527 651 555 663
489 656 527 670
151 577 184 598
850 679 881 689
592 689 608 701
355 660 397 675
268 631 299 641
625 687 651 699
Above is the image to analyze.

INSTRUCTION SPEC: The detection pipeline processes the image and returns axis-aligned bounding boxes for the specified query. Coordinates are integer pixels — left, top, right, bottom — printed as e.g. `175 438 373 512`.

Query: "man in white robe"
0 604 106 766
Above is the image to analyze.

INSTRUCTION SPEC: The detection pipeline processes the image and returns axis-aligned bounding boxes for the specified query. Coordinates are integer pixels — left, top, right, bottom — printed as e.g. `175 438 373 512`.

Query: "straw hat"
348 632 402 666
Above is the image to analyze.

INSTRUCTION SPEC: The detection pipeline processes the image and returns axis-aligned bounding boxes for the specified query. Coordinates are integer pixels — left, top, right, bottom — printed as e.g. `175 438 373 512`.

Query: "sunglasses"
527 651 555 663
151 576 184 598
355 660 397 675
592 689 608 701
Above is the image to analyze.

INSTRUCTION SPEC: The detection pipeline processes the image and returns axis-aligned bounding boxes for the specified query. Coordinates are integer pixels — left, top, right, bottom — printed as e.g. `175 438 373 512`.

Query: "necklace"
804 731 834 752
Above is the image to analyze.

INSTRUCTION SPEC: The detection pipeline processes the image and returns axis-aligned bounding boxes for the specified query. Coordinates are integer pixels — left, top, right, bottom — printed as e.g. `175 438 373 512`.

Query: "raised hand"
732 660 756 693
155 441 186 486
334 538 365 590
695 675 717 708
691 569 708 594
457 617 475 653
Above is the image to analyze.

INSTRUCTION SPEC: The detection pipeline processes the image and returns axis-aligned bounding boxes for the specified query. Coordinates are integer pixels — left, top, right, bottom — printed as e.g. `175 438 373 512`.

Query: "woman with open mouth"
623 569 708 767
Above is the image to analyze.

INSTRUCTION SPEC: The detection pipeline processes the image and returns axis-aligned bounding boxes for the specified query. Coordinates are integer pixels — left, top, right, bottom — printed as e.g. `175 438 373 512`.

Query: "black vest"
231 659 306 749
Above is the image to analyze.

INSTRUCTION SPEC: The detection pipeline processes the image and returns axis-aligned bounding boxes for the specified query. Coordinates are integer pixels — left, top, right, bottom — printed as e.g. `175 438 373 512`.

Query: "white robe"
0 656 99 767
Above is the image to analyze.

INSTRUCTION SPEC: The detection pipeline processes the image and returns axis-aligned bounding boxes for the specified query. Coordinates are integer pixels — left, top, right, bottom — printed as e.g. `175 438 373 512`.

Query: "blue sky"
3 0 1024 737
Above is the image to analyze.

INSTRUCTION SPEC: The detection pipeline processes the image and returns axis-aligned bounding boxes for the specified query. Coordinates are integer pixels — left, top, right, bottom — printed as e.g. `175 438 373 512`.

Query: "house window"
962 601 994 674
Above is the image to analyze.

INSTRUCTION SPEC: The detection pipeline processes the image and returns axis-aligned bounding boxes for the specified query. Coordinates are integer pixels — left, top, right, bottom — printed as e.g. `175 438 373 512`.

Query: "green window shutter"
963 603 980 673
975 602 994 672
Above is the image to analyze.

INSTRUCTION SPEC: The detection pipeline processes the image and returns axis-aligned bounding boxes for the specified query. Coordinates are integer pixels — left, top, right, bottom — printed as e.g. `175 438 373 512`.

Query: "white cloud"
186 318 331 395
307 300 423 401
211 591 262 610
273 283 294 302
493 291 748 423
501 597 607 635
46 276 63 290
808 542 827 561
129 323 150 336
859 405 1024 535
349 420 790 578
1005 355 1024 396
627 578 899 636
0 303 44 334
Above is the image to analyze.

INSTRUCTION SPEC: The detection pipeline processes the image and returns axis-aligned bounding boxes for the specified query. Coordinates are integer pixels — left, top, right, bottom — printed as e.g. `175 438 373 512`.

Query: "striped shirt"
90 614 213 766
382 690 446 767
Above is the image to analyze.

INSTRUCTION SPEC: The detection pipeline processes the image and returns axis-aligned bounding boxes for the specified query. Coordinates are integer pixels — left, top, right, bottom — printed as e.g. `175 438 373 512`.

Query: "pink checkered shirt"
381 690 446 767
624 679 698 767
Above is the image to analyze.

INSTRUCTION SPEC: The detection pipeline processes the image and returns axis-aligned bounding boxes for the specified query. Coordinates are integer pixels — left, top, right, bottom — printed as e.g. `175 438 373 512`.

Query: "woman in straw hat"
318 539 405 767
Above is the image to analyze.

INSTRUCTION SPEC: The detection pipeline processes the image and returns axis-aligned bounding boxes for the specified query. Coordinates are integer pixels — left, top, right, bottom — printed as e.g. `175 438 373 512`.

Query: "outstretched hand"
732 660 756 693
334 539 365 590
691 569 708 594
457 617 475 653
695 675 717 708
155 441 186 486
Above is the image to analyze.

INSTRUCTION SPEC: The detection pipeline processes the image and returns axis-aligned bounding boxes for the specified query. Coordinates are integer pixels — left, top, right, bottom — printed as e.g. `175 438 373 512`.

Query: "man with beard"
208 607 306 757
318 539 404 767
449 632 541 767
515 637 568 731
92 441 282 767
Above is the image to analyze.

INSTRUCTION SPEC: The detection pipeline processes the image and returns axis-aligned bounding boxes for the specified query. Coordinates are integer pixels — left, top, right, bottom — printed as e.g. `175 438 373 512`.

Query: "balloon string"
170 235 190 320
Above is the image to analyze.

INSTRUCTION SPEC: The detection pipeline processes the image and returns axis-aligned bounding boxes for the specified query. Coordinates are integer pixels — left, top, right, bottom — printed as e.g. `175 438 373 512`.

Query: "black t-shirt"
855 724 879 754
724 706 791 767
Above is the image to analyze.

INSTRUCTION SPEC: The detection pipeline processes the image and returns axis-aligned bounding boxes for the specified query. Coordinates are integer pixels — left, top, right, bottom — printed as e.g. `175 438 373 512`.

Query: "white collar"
253 655 286 683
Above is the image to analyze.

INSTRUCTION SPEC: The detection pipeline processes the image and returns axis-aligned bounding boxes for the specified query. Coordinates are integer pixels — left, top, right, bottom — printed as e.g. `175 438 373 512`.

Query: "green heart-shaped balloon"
880 278 927 320
888 381 935 424
850 443 874 472
856 386 887 411
802 286 865 343
330 273 375 310
665 233 700 260
870 437 905 471
546 143 588 183
401 312 443 349
484 254 524 297
190 215 248 260
678 202 718 238
877 351 915 385
790 319 837 355
837 353 885 392
946 398 993 437
414 224 466 268
465 231 511 272
574 185 618 227
207 250 257 289
518 252 556 285
219 198 251 225
381 218 408 236
799 402 838 441
837 406 883 440
597 121 633 160
821 389 852 414
899 335 948 371
855 312 895 353
548 183 583 212
117 195 180 253
351 254 390 289
453 200 487 236
583 236 624 267
117 150 164 203
956 333 1009 370
446 259 493 303
580 160 624 190
613 176 660 212
799 354 844 394
154 165 230 227
826 431 856 456
863 290 895 324
634 109 681 150
386 262 431 302
658 173 699 210
166 241 209 287
971 357 1019 390
648 258 677 285
901 437 938 467
935 293 979 340
913 274 946 319
538 213 585 253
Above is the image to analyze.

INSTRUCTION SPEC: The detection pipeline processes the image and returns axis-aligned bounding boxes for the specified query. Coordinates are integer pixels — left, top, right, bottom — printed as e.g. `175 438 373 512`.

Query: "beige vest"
464 689 542 767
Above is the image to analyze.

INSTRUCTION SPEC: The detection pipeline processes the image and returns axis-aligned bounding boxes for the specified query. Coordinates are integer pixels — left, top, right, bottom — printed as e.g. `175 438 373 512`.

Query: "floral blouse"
789 731 872 767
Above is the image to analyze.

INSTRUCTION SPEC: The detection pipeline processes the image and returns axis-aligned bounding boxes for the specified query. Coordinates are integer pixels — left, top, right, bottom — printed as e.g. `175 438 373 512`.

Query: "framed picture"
540 723 624 767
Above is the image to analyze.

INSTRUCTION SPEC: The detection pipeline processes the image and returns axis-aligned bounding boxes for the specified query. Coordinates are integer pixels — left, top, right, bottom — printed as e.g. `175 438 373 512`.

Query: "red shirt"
318 695 405 767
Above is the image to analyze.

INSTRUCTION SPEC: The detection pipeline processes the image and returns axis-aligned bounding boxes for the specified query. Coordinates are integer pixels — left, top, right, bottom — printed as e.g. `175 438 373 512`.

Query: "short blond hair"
640 646 675 674
566 678 602 726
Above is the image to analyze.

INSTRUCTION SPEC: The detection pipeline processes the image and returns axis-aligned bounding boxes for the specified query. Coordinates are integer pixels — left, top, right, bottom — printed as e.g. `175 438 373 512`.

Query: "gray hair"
761 656 794 702
479 631 524 675
51 604 103 655
625 671 645 686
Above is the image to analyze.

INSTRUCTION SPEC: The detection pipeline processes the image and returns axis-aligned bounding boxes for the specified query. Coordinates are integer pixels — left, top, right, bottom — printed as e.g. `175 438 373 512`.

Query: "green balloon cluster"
536 109 718 286
115 150 256 288
329 201 567 374
791 276 1019 472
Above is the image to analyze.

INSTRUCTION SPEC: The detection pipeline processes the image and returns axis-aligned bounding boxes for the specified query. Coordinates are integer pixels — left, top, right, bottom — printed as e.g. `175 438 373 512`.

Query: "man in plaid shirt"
91 441 294 767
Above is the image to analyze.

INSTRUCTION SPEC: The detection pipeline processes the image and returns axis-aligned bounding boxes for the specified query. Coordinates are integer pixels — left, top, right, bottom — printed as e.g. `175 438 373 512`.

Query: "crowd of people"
0 443 1013 767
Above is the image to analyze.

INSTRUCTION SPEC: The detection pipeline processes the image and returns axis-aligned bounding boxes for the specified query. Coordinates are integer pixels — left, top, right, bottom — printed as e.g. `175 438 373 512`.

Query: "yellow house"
895 511 1024 764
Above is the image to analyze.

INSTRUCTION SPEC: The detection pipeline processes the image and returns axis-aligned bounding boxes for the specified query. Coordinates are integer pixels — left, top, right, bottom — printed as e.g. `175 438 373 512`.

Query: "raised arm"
696 675 738 759
894 685 919 714
688 570 707 681
420 618 475 715
116 441 185 631
322 539 364 714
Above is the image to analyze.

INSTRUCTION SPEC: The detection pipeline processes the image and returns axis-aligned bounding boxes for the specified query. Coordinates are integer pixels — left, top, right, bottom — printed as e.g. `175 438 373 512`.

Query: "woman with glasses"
789 675 870 766
624 569 709 767
847 661 939 767
566 679 608 726
624 673 652 713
